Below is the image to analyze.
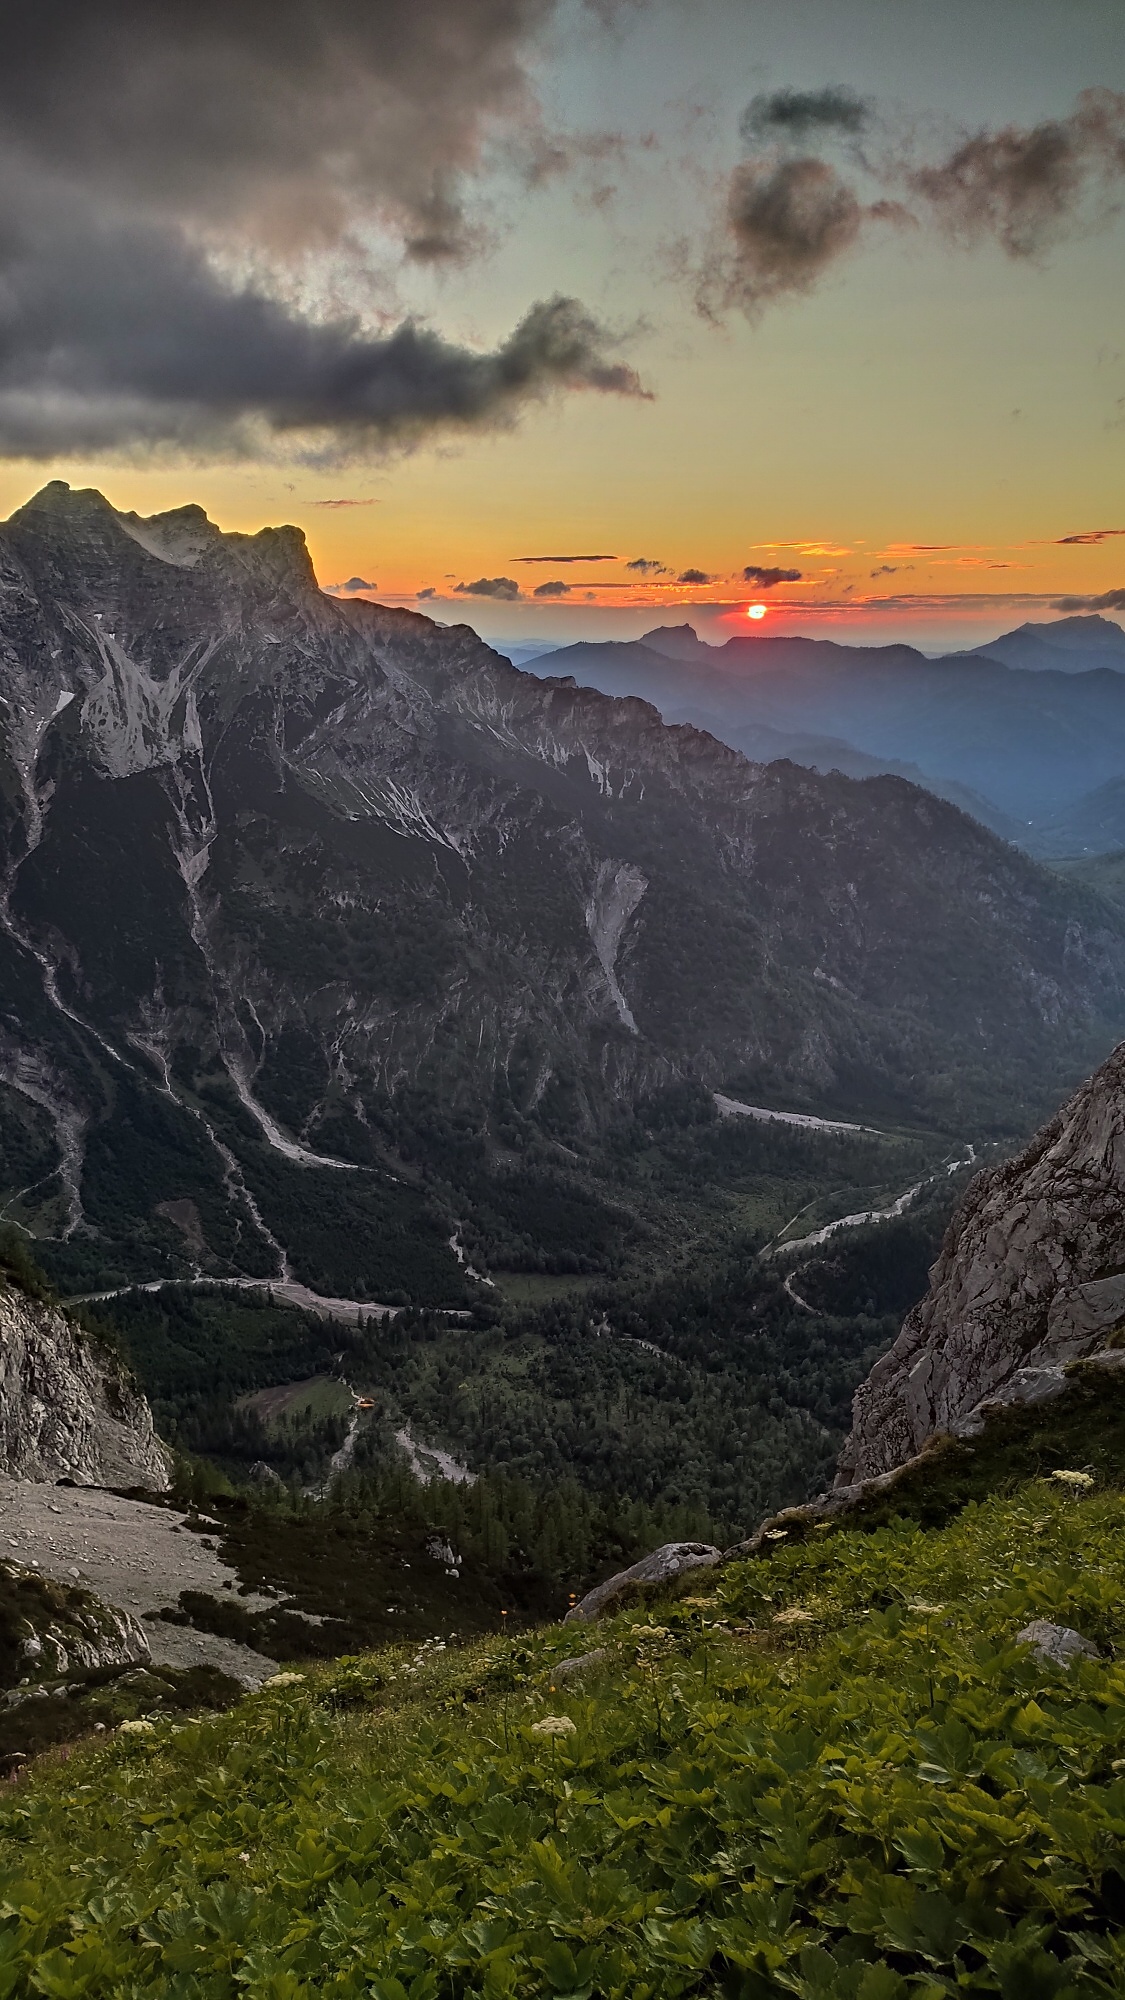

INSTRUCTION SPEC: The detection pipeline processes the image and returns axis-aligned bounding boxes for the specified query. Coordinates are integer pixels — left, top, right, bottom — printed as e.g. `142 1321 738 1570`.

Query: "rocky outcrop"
1 1560 151 1694
837 1041 1125 1483
0 1281 171 1491
565 1541 721 1622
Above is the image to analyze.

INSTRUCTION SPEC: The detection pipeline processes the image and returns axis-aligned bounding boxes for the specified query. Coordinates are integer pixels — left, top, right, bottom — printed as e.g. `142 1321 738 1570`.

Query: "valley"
0 3 1122 1989
0 481 1121 1570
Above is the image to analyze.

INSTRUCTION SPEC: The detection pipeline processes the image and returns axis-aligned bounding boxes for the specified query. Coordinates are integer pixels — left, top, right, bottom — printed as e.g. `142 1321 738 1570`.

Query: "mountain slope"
6 1474 1125 1994
1 482 1124 1300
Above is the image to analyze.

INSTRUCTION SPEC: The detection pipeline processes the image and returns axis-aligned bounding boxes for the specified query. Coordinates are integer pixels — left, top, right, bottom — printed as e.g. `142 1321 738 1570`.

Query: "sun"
747 602 767 621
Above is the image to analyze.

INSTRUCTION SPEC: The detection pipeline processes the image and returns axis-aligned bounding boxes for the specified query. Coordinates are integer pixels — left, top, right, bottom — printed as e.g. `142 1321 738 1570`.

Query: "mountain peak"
971 613 1125 673
640 623 713 661
5 483 318 595
1013 614 1125 652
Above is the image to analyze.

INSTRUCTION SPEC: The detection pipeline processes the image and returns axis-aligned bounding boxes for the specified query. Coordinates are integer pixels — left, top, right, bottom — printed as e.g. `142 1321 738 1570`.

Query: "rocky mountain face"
1 481 1124 1301
837 1038 1125 1483
0 1277 170 1490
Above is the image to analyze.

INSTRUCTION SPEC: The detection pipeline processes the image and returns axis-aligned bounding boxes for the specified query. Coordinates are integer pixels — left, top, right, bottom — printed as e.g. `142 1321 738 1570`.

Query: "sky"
0 0 1122 652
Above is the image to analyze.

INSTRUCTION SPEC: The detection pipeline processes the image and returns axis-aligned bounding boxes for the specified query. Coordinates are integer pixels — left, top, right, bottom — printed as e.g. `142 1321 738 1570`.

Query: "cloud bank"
0 0 645 459
1051 588 1125 613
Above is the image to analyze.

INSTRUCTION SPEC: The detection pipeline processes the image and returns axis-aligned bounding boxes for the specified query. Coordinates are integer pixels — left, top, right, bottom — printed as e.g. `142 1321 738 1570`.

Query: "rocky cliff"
0 1279 170 1490
837 1038 1125 1482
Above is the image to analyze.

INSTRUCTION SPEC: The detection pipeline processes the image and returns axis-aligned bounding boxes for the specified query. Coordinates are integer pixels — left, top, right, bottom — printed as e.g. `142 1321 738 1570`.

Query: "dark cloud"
0 1 646 458
0 195 645 457
336 576 376 591
677 568 711 585
1050 588 1125 612
311 497 380 508
533 579 570 596
870 564 898 577
0 0 562 260
417 586 437 599
456 576 521 599
907 89 1125 257
705 85 1125 320
512 552 617 562
739 87 870 149
626 556 665 573
700 156 905 317
742 563 801 587
1057 528 1125 544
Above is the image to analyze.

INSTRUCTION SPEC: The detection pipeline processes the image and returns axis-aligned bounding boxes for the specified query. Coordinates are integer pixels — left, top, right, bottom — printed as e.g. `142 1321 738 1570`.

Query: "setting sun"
747 603 767 621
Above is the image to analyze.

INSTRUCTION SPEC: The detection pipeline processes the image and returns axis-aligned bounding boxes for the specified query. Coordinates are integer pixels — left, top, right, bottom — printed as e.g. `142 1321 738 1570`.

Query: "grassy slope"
4 1473 1125 1996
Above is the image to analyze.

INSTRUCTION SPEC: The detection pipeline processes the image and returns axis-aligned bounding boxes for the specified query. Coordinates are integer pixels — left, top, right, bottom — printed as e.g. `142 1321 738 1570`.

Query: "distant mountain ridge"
523 616 1125 838
1 482 1124 1301
972 614 1125 675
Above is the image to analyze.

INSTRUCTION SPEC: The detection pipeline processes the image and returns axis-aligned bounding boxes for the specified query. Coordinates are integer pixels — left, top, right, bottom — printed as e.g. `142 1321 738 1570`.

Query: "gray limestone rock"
0 1283 171 1491
565 1541 721 1622
247 1461 286 1491
1 1558 151 1696
838 1041 1125 1484
552 1648 610 1681
1015 1619 1100 1670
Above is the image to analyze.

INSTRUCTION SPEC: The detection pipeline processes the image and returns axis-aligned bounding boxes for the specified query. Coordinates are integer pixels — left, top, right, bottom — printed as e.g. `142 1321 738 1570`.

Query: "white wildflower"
531 1715 576 1737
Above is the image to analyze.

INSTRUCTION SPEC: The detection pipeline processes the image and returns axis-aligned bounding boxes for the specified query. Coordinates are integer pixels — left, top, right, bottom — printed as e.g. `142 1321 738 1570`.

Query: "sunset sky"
1 0 1122 651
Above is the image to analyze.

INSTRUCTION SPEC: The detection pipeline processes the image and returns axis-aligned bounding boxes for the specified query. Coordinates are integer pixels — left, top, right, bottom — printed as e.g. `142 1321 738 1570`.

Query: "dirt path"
765 1145 978 1260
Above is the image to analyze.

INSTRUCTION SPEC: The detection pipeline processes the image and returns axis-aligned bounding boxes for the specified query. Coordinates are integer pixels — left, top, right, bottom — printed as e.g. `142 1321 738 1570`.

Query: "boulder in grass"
552 1648 610 1682
1015 1619 1100 1670
565 1542 721 1623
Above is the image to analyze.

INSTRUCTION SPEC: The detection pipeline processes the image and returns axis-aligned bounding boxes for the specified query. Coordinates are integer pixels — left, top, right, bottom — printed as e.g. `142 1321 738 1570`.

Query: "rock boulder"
565 1541 721 1622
